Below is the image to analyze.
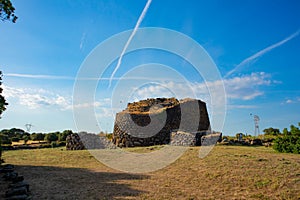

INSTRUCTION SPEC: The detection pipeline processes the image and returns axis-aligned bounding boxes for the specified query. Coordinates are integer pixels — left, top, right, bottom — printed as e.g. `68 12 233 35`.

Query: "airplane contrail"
5 73 179 81
225 30 300 78
109 0 152 87
4 73 75 80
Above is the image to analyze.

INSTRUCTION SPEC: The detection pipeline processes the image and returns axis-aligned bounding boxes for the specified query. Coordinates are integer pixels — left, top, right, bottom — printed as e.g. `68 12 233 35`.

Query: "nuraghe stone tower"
112 97 210 147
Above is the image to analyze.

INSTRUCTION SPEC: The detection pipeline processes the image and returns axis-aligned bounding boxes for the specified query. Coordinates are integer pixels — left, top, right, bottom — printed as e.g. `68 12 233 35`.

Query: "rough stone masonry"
112 97 211 147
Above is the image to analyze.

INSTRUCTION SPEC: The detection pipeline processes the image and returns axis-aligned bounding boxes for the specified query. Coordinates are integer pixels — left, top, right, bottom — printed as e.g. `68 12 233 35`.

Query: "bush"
106 133 113 140
58 130 72 141
0 134 11 145
273 123 300 154
57 141 66 146
51 141 58 148
0 137 3 164
44 133 58 143
11 137 20 142
263 127 281 136
22 135 29 144
31 133 45 141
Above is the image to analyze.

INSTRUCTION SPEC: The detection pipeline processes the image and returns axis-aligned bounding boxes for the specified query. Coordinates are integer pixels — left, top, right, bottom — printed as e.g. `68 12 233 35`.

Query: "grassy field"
1 145 300 199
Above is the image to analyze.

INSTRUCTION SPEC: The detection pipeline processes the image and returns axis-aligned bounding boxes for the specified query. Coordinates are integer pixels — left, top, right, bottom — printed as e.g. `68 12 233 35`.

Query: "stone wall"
112 98 210 147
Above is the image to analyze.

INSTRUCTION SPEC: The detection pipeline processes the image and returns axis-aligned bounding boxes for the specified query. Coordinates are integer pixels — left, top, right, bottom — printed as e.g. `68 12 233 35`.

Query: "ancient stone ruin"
66 133 116 150
112 97 211 147
66 133 85 150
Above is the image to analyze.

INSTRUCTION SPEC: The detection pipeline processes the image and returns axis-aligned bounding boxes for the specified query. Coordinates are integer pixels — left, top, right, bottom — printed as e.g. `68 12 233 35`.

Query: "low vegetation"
1 146 300 199
273 123 300 154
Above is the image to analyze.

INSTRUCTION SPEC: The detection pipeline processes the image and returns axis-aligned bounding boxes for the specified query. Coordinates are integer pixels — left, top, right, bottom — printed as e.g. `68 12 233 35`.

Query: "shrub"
31 133 45 141
273 123 300 154
57 141 66 146
44 133 58 143
58 130 72 141
0 137 3 164
11 137 20 142
0 134 11 145
51 141 58 148
106 133 113 140
263 127 281 136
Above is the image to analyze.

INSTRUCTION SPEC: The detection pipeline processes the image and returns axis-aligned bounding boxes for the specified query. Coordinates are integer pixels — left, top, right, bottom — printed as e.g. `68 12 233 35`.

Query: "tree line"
0 128 74 145
232 124 300 154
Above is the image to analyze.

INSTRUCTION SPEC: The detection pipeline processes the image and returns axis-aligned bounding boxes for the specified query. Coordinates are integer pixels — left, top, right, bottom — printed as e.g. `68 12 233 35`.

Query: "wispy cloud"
80 32 86 50
227 105 258 109
225 30 300 78
109 0 152 87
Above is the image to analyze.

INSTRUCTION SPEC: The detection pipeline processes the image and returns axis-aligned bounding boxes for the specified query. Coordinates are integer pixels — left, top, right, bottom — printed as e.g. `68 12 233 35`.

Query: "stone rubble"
0 164 31 200
65 133 85 150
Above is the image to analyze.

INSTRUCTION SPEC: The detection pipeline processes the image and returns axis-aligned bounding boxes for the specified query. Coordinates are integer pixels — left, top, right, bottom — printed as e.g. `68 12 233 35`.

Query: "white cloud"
283 97 300 104
286 99 293 104
223 72 271 100
2 85 113 112
2 72 274 114
69 101 103 110
3 85 71 110
133 72 273 102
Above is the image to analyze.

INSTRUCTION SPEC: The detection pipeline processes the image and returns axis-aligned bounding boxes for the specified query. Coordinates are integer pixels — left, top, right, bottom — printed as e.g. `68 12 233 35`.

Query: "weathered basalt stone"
66 133 85 150
112 98 211 147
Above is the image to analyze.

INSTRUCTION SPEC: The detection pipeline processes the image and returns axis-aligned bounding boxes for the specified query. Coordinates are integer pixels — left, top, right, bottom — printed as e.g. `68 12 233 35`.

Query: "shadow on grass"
13 165 149 199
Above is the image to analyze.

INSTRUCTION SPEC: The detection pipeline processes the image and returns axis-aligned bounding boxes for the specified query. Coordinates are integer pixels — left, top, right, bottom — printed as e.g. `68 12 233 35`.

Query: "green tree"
11 137 19 142
0 0 17 23
59 130 73 141
0 128 25 139
0 0 17 163
235 133 244 139
0 72 8 118
22 135 29 144
273 123 300 154
263 127 281 136
30 133 45 141
0 0 17 115
0 133 11 144
44 132 58 143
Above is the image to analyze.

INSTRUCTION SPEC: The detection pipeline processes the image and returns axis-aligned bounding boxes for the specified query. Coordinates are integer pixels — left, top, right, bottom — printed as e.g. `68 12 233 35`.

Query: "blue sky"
0 0 300 135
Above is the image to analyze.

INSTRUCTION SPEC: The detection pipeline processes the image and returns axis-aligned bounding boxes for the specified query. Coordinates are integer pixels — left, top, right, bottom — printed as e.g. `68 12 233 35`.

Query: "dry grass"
11 140 46 146
1 146 300 199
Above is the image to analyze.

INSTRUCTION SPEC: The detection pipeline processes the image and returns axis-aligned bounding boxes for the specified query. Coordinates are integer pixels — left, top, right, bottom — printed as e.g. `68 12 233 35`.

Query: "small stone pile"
66 133 85 150
0 164 31 200
170 131 222 146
